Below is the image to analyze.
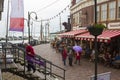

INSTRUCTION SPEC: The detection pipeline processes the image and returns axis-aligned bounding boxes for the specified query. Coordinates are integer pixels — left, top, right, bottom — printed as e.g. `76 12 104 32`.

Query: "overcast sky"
0 0 71 37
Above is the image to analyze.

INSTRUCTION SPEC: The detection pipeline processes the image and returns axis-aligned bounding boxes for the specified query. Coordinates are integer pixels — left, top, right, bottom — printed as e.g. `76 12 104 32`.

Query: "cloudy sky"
0 0 71 37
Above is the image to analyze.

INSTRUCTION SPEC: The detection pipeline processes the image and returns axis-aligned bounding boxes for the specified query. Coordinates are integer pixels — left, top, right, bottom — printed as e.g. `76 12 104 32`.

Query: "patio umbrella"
73 45 82 53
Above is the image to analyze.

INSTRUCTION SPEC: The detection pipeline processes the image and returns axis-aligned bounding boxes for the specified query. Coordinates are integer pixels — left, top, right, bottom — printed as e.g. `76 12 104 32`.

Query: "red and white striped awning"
59 30 87 38
75 30 120 42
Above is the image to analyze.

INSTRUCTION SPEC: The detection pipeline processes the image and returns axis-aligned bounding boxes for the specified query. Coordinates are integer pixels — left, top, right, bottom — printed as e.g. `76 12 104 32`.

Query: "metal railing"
0 42 65 80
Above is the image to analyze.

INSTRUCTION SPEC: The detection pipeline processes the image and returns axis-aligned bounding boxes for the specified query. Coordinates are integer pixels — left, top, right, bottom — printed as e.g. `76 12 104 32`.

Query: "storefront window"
101 4 107 21
118 1 120 19
109 1 115 20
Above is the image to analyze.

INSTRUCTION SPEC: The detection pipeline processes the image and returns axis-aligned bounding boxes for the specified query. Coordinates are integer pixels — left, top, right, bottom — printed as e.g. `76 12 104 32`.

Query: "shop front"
75 29 120 57
59 29 88 45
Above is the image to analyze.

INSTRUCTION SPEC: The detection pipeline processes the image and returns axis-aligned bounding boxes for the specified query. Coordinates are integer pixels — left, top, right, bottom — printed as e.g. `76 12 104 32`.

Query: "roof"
58 29 87 38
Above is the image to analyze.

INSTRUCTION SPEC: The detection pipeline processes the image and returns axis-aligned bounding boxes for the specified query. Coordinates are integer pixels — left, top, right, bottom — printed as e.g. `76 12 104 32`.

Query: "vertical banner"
10 0 24 32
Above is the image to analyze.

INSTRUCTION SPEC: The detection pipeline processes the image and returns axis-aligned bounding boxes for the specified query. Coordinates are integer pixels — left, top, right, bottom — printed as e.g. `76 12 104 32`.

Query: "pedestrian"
74 51 81 65
89 48 95 62
62 46 67 66
68 49 73 66
24 43 36 73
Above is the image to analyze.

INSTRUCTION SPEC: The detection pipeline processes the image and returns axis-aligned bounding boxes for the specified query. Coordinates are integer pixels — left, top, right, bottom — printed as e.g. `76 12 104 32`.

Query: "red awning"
75 30 120 42
59 29 87 38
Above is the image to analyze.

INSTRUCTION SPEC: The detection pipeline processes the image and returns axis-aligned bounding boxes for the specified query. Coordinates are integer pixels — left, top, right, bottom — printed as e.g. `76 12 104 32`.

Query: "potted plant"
87 24 106 36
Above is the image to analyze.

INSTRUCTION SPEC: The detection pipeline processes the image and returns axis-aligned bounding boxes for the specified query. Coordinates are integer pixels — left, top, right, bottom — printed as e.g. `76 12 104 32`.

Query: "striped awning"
75 30 120 42
58 29 87 38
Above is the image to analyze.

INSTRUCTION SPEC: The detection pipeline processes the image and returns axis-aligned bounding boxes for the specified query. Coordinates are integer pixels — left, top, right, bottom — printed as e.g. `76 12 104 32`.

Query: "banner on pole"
10 0 24 32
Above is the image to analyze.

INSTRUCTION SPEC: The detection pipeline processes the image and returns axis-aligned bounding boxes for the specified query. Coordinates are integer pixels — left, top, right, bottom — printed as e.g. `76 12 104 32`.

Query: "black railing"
0 42 65 80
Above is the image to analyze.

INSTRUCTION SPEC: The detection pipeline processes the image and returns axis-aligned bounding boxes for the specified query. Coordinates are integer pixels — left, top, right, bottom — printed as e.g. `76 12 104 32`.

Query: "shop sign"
108 22 120 29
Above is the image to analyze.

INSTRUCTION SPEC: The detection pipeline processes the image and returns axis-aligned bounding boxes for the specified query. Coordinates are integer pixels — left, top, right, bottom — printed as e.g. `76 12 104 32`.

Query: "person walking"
62 46 67 66
74 51 81 65
25 43 36 73
68 49 73 66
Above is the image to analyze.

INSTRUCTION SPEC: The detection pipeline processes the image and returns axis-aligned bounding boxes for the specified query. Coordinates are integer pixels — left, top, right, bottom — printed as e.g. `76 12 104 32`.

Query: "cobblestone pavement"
34 44 120 80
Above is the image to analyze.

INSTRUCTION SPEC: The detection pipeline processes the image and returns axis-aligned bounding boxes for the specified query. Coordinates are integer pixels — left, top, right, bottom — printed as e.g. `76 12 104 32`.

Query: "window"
118 1 120 19
73 14 75 26
79 11 82 25
101 4 107 21
74 13 79 26
97 6 100 22
109 1 115 20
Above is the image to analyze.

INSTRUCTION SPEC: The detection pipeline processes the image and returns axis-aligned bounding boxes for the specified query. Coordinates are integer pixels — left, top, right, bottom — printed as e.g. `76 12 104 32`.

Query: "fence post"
50 62 52 76
24 51 26 77
64 70 65 80
0 69 2 80
45 60 47 80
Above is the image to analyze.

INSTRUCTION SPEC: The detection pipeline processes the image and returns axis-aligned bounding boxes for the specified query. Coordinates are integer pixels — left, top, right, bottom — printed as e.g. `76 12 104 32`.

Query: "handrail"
0 42 66 80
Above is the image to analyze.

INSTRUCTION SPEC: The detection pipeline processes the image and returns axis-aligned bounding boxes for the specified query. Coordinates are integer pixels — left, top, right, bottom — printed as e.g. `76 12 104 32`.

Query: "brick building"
70 0 120 30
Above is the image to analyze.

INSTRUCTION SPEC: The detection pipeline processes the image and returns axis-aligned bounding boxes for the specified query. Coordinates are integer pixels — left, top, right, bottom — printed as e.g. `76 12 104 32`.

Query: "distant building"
0 0 4 20
70 0 120 30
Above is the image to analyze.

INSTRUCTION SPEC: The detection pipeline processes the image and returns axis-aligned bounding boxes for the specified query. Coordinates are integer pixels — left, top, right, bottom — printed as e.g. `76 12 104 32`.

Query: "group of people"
89 48 120 68
60 45 82 66
51 38 82 66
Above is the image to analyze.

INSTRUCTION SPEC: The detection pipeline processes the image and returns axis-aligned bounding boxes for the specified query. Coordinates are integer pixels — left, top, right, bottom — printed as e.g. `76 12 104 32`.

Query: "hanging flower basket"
87 24 105 36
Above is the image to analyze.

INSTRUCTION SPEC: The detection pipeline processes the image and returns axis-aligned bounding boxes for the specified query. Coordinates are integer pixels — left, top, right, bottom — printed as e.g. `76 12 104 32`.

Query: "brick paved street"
34 44 120 80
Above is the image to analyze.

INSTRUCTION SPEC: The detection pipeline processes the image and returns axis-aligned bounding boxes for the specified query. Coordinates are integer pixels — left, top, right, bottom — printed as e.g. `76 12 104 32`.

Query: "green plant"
93 24 106 28
87 24 106 36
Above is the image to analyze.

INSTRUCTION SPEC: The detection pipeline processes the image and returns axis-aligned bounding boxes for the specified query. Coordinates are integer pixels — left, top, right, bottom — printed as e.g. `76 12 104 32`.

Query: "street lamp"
94 0 98 80
28 11 37 44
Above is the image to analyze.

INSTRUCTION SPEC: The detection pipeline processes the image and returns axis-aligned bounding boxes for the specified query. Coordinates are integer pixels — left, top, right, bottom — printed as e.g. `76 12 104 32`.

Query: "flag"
10 0 24 32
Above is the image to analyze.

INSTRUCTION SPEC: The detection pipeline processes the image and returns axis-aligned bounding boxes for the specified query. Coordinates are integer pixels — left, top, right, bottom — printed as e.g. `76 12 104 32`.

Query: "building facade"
70 0 120 30
0 0 4 20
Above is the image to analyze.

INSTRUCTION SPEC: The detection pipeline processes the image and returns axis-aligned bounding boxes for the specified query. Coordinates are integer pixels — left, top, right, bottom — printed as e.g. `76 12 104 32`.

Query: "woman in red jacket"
62 46 67 66
74 51 81 65
25 43 36 73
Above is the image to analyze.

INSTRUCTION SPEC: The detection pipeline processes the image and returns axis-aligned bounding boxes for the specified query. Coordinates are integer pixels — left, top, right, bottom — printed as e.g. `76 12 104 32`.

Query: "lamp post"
94 0 98 80
24 18 28 43
6 0 10 43
28 11 37 44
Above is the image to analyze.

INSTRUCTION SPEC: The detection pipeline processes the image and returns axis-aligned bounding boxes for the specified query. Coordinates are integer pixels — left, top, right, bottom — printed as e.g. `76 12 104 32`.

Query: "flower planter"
87 24 105 36
88 26 104 36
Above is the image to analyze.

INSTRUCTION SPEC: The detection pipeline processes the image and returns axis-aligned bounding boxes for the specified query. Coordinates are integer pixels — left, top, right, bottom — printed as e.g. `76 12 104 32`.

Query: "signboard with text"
108 22 120 29
90 72 111 80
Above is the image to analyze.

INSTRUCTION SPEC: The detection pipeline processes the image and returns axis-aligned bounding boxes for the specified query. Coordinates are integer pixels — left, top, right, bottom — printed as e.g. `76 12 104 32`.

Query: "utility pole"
40 20 43 41
28 12 31 44
47 21 50 41
6 0 10 43
45 23 47 42
31 22 33 39
59 15 62 31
